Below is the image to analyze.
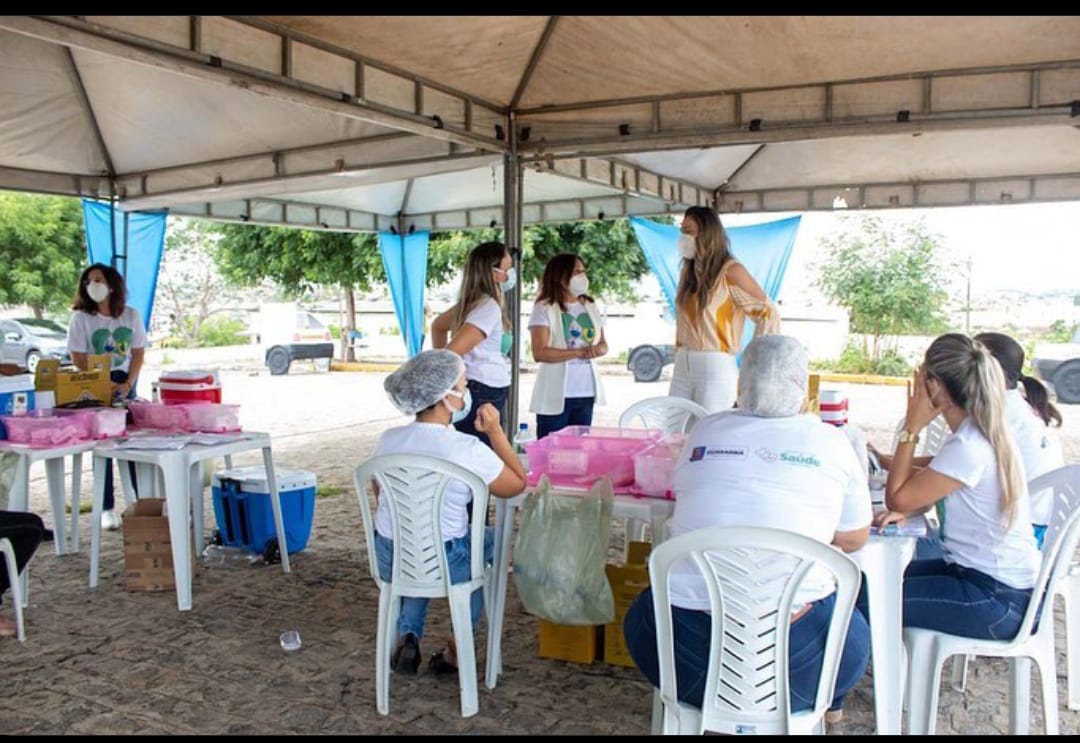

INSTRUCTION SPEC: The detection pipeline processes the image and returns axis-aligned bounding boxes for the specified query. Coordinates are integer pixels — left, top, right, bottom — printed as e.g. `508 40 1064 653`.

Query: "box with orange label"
34 354 111 407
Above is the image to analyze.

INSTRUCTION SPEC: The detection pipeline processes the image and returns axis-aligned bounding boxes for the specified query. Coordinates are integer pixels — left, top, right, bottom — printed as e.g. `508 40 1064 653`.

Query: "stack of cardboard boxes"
122 498 195 592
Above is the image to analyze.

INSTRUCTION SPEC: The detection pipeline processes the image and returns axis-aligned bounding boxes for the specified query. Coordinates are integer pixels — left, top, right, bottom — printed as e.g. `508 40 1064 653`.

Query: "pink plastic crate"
524 427 656 489
128 401 191 430
55 407 127 439
182 403 241 433
1 410 93 447
549 425 661 453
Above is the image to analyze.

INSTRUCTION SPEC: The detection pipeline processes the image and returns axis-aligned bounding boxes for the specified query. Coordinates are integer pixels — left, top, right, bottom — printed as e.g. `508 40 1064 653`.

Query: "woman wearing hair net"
371 349 526 676
622 335 871 723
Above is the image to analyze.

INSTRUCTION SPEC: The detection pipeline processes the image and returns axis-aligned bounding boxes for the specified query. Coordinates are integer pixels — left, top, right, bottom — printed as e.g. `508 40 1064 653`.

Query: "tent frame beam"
510 16 559 111
61 46 116 180
0 16 508 154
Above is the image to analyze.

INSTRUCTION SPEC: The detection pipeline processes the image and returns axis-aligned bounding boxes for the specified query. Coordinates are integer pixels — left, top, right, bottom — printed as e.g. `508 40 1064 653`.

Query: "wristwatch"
897 429 920 445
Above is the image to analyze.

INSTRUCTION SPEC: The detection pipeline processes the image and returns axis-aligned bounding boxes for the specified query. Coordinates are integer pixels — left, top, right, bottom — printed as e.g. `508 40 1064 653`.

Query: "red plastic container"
159 370 222 405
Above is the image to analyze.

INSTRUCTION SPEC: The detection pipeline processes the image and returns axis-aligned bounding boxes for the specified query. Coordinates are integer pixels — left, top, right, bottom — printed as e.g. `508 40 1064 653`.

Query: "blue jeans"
536 396 596 439
374 527 494 641
899 558 1035 640
623 588 870 712
453 380 509 449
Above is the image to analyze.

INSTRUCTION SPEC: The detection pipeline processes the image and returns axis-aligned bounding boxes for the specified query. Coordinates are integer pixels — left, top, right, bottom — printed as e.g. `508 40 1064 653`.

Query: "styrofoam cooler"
159 370 222 405
211 466 316 555
0 374 35 424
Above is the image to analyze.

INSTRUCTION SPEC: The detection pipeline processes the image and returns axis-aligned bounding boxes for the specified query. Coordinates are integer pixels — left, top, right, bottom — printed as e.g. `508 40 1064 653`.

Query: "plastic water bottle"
513 422 535 453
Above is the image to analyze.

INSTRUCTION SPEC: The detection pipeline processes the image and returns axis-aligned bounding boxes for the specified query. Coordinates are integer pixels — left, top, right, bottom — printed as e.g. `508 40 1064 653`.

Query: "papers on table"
115 434 192 450
870 514 928 537
187 432 249 446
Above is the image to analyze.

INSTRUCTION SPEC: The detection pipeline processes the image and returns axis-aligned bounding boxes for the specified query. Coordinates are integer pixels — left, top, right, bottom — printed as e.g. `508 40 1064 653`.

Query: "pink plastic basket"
524 426 657 489
632 434 688 499
181 403 241 433
1 410 93 447
128 401 191 431
55 407 127 439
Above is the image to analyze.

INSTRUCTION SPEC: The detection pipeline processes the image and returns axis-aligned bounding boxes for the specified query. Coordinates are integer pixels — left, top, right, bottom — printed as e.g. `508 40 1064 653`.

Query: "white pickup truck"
1033 327 1080 404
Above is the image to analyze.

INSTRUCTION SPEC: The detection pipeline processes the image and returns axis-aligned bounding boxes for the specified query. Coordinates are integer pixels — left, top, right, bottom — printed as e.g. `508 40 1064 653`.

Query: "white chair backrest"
353 454 490 597
1014 464 1080 640
648 526 861 735
891 414 950 458
619 396 710 435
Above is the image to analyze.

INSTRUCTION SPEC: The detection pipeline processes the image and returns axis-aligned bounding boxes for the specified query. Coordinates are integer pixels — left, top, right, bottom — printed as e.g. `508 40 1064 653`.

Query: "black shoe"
41 528 54 543
391 633 421 675
428 650 459 678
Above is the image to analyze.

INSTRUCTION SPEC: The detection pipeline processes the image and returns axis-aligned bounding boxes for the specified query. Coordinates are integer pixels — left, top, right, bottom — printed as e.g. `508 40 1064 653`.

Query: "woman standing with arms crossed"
67 263 147 530
431 242 514 448
671 206 779 413
528 253 608 438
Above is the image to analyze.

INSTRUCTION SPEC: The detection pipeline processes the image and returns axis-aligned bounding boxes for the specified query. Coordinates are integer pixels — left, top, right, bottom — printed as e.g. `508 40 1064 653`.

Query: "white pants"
669 348 738 414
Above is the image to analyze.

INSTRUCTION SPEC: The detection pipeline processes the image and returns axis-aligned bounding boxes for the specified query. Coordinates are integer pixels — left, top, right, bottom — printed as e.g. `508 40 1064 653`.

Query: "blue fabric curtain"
81 199 167 331
378 230 430 357
629 215 801 355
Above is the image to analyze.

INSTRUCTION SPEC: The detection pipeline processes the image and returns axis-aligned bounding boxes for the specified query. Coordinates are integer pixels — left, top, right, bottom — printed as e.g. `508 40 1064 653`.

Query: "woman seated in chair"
375 349 526 676
974 332 1064 547
876 334 1041 642
623 335 872 720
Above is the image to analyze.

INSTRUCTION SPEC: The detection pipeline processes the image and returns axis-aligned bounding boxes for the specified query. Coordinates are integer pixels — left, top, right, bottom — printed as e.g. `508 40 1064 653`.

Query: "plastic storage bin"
55 406 127 439
1 409 92 447
128 401 191 430
524 426 660 489
632 433 688 499
182 403 241 433
211 465 316 556
159 370 222 405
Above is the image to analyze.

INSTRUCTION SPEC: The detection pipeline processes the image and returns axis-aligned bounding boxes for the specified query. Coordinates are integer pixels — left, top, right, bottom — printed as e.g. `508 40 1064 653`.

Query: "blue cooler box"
211 465 316 555
0 374 36 441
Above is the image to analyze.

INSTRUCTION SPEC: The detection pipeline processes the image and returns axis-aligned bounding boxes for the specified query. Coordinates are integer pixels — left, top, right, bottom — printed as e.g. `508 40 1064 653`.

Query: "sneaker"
101 509 121 531
391 633 421 675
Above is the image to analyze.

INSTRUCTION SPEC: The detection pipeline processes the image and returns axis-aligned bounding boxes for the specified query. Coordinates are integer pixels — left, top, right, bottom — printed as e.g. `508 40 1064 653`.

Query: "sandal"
428 650 459 677
391 633 421 675
0 616 17 638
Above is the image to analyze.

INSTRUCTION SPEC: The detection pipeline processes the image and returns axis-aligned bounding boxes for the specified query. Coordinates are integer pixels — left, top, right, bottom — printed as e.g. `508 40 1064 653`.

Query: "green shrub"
813 341 911 377
197 316 248 347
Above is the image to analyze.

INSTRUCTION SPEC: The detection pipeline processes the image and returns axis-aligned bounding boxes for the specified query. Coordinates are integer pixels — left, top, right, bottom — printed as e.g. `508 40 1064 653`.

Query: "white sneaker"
101 509 122 531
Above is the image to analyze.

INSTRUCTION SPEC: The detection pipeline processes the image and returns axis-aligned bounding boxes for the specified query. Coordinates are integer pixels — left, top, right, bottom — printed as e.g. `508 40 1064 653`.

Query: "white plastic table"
88 432 291 611
0 440 97 555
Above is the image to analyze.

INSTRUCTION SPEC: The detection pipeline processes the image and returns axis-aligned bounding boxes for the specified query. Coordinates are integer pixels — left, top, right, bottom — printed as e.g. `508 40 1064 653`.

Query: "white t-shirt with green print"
529 300 604 399
67 307 147 375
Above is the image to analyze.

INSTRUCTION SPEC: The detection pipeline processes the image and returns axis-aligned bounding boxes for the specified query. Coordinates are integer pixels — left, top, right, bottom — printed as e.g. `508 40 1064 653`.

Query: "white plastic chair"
619 396 710 435
903 469 1080 734
648 525 862 735
353 454 493 718
0 537 27 642
949 465 1080 702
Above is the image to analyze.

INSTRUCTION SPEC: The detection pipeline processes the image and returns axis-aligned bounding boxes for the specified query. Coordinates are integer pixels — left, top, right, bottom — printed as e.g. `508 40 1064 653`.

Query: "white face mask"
86 281 111 303
677 234 698 260
497 266 517 293
568 274 589 297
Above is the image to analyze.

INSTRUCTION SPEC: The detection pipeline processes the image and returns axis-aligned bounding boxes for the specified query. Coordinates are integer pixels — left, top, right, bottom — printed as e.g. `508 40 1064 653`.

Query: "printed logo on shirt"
779 451 821 468
690 446 747 462
1041 435 1049 449
91 326 134 368
755 447 778 463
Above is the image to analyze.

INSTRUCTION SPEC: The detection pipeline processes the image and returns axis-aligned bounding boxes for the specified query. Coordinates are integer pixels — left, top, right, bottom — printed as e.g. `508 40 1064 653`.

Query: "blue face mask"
445 388 472 425
497 266 517 293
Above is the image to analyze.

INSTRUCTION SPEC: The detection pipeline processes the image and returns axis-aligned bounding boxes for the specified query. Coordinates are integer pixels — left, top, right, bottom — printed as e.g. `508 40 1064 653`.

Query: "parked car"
1033 327 1080 404
627 343 675 383
257 302 334 375
0 317 70 373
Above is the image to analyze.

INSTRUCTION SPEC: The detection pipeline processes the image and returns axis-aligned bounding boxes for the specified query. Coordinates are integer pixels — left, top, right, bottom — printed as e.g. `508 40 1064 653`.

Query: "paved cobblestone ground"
3 369 1079 734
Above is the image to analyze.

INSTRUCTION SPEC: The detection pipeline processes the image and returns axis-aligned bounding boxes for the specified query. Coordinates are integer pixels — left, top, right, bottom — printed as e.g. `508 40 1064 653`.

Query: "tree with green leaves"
0 193 86 319
522 220 650 301
815 214 951 363
157 218 232 346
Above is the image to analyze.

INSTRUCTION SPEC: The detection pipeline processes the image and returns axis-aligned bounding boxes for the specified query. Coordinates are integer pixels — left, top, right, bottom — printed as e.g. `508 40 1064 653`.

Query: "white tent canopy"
2 15 1079 232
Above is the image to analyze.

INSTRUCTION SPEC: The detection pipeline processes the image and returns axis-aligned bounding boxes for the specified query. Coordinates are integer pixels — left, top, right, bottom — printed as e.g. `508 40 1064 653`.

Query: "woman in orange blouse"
670 206 779 412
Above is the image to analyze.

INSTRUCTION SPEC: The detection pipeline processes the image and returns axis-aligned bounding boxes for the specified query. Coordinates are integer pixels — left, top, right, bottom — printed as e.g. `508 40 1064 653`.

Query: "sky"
720 202 1080 300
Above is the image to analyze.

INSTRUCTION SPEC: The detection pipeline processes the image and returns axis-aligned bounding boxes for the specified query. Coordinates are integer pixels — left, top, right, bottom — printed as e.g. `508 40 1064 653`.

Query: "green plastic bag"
512 475 615 625
0 452 19 510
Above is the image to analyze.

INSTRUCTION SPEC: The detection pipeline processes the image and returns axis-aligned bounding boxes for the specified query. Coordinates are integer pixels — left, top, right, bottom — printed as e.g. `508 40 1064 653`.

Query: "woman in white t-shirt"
372 349 526 676
975 332 1065 545
622 335 871 719
67 263 147 530
878 334 1042 641
431 241 514 448
528 254 608 438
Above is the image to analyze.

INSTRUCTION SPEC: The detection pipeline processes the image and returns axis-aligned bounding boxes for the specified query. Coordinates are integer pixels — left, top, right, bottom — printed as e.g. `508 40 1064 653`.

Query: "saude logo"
780 451 821 468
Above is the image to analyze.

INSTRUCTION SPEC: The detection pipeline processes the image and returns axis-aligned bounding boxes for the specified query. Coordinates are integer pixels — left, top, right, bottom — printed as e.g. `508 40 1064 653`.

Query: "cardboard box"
603 540 653 667
538 620 602 664
35 354 111 407
808 373 821 415
122 498 195 592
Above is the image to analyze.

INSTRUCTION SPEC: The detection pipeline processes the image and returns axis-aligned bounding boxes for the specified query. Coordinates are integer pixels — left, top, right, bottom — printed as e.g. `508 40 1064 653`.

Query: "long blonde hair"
924 333 1026 526
675 206 733 326
452 241 509 331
